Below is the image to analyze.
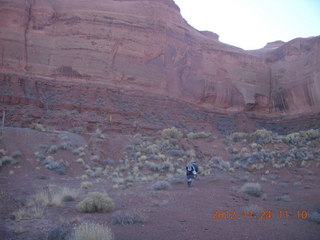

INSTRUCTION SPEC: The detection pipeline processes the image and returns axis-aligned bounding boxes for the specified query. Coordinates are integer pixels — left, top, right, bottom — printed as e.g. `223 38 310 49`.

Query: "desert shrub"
14 205 44 220
251 150 273 163
168 149 185 157
231 132 248 142
80 181 93 189
294 147 313 161
187 131 211 139
300 129 320 140
33 123 46 132
284 129 320 146
251 129 274 144
0 156 13 167
145 162 172 172
59 142 72 151
51 187 79 206
146 144 159 154
73 147 86 156
161 127 183 139
42 156 68 175
111 210 146 225
86 167 103 178
93 128 106 139
90 155 100 162
11 151 22 159
77 192 115 213
34 151 46 161
239 182 262 197
71 222 113 240
48 145 58 154
151 181 171 191
212 157 230 171
283 132 301 145
30 190 51 207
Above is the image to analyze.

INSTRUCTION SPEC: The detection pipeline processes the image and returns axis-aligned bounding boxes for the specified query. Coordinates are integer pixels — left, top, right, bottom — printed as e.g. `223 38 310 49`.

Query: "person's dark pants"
187 175 194 187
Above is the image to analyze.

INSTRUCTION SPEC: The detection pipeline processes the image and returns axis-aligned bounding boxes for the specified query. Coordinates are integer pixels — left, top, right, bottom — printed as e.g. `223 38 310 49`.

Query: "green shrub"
251 129 274 144
161 127 183 139
71 222 113 240
187 131 211 139
283 132 301 145
77 192 115 213
300 129 320 140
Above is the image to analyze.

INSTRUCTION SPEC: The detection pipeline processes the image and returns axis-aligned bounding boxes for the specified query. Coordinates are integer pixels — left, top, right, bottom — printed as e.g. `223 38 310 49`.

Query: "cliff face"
0 0 320 118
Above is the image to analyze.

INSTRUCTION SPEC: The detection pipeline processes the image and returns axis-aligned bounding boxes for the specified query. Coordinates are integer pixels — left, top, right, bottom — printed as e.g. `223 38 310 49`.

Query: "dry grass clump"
50 187 79 206
111 210 146 225
151 180 171 191
161 127 183 139
239 182 262 197
13 190 50 220
77 192 115 213
187 131 211 139
71 222 113 240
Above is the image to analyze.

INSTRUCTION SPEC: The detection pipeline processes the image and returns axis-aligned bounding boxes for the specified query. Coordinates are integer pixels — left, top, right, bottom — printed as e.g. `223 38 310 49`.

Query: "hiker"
192 161 199 177
186 162 197 187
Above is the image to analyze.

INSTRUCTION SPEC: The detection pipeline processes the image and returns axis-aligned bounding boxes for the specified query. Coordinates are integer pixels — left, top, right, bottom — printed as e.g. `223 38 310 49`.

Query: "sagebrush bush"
77 192 115 213
72 222 113 240
0 156 13 167
231 132 248 142
151 181 171 191
212 157 230 171
80 181 93 189
33 123 46 132
187 131 211 139
283 132 301 145
161 127 183 139
239 182 262 197
111 210 146 225
251 129 274 144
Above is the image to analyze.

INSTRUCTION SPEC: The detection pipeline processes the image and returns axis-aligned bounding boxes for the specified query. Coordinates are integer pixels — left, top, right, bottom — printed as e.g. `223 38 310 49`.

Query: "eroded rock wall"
0 0 319 117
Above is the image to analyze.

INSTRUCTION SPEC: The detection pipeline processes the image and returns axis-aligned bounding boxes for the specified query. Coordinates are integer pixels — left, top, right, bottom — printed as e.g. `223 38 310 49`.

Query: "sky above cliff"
173 0 320 50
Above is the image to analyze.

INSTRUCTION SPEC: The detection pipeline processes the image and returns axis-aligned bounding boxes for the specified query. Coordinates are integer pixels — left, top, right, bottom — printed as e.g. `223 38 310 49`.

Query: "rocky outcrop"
0 0 320 123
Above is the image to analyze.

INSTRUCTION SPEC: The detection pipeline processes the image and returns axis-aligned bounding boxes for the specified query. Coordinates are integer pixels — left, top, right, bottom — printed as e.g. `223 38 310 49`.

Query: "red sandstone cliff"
0 0 320 119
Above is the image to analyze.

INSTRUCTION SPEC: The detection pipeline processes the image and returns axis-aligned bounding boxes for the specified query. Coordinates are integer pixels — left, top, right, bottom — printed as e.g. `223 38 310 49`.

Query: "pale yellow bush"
72 222 113 240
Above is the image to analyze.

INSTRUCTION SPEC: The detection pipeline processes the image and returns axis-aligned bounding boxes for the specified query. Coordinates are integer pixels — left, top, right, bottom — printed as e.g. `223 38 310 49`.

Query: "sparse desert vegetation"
71 222 113 240
77 192 115 213
1 124 319 239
